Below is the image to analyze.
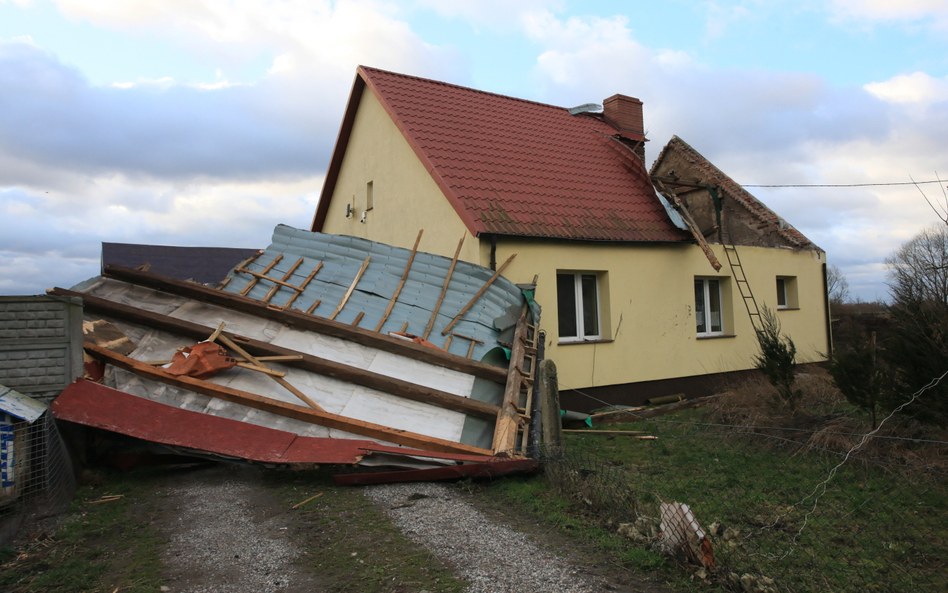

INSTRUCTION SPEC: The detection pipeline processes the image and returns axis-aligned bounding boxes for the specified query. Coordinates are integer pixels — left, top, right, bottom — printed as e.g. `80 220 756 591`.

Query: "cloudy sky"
2 0 947 301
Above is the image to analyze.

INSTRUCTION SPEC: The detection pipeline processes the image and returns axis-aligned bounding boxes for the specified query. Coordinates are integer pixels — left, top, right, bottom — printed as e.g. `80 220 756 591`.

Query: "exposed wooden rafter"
98 265 508 383
83 342 492 457
48 287 502 420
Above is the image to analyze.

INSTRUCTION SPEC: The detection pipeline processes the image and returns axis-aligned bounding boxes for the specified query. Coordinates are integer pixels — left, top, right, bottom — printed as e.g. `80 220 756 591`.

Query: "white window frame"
557 272 601 342
695 278 724 337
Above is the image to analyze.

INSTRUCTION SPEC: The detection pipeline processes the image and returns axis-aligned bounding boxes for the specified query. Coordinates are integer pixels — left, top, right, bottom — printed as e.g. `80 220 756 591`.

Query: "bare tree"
826 264 850 306
882 223 948 425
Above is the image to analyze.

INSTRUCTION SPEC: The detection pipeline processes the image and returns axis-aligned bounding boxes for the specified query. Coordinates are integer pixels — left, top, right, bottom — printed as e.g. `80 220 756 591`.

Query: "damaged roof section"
52 226 537 470
218 225 524 361
651 136 821 252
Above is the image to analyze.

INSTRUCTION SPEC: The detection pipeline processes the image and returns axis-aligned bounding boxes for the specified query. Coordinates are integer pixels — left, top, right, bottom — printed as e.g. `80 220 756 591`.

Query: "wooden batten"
424 235 464 340
442 253 516 336
50 288 501 420
491 312 528 455
83 342 492 457
375 229 423 332
329 255 370 321
98 266 508 383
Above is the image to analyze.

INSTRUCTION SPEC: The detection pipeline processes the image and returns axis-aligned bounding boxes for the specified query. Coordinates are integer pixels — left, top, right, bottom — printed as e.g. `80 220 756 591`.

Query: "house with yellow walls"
312 66 831 411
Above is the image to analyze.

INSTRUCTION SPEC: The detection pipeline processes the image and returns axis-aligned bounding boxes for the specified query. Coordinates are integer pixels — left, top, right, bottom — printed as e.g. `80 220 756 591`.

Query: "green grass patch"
262 468 468 593
0 468 167 593
554 417 948 592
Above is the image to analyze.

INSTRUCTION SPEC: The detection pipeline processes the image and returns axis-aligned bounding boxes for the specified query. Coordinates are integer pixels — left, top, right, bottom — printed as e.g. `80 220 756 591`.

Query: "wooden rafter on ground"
82 342 492 457
49 287 501 420
594 395 719 425
97 265 508 383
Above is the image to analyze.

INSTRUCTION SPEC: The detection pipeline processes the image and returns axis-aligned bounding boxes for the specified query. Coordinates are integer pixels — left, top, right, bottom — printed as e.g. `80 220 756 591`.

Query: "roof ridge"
358 65 573 114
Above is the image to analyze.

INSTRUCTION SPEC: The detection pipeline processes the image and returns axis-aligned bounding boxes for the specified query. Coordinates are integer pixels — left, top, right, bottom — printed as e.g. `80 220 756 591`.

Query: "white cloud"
524 10 948 301
865 71 948 106
830 0 948 28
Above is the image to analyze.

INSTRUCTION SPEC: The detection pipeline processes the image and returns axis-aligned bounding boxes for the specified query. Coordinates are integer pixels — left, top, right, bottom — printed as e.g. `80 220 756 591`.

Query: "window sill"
777 307 800 311
558 338 614 346
696 334 737 340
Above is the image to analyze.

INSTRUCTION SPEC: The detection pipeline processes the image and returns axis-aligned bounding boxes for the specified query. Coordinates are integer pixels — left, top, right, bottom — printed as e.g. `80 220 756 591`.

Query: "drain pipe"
489 235 497 271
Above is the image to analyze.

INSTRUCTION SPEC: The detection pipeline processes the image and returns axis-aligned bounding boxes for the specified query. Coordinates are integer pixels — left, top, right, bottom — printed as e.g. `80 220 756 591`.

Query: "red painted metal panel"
52 379 465 465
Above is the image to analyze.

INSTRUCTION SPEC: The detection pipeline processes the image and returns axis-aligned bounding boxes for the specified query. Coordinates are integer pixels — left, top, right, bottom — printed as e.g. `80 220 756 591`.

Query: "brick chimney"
603 94 645 161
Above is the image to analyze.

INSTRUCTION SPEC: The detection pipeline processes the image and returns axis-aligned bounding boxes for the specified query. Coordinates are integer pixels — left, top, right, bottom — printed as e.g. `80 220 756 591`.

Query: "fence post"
539 359 562 446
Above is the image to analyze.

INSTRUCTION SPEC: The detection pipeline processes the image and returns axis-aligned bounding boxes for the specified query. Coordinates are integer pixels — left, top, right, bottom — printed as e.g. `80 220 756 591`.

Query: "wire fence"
1 411 76 546
536 421 948 593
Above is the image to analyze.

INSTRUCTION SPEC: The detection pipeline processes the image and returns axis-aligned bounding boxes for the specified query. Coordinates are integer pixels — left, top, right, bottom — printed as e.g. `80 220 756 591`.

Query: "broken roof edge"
91 267 509 385
650 135 822 252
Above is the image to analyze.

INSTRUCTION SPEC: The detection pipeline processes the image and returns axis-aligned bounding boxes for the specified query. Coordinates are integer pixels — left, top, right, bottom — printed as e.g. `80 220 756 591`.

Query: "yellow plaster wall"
318 90 479 263
484 237 828 390
316 87 829 391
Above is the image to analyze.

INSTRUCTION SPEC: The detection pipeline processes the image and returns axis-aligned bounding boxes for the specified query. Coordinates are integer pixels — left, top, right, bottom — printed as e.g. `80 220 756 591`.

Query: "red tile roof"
313 67 690 243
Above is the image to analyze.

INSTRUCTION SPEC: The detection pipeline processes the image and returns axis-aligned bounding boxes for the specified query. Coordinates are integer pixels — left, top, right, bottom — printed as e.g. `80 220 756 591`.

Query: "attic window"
366 181 374 211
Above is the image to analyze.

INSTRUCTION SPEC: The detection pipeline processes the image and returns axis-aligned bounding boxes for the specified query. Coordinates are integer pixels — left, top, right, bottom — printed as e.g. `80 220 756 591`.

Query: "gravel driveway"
151 464 663 593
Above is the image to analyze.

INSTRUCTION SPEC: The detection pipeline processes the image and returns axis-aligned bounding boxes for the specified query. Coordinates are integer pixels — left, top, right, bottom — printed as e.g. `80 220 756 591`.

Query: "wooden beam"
283 263 322 309
442 253 516 336
651 175 706 189
82 342 491 457
239 254 282 296
214 331 324 412
263 257 304 303
329 255 370 321
99 265 508 383
375 229 423 332
491 313 528 455
51 288 503 420
595 395 719 425
654 180 722 272
424 235 464 340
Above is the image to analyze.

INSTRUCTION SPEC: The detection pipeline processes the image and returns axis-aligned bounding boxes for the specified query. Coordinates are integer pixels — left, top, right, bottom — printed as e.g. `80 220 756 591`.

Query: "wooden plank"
351 311 364 327
329 255 371 321
562 430 647 435
375 230 423 332
100 265 508 383
80 344 492 457
50 288 501 420
442 253 516 336
214 332 325 412
283 263 322 309
654 180 722 272
423 235 464 340
237 266 306 292
595 396 719 425
491 313 528 455
263 257 304 303
239 254 282 296
305 299 321 314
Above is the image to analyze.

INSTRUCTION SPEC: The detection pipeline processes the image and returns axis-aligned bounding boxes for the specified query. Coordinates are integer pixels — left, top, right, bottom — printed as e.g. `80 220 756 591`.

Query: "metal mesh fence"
535 421 948 593
0 413 76 546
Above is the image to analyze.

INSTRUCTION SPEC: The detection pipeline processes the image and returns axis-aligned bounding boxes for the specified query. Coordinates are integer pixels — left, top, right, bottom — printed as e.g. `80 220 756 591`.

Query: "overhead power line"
741 179 946 188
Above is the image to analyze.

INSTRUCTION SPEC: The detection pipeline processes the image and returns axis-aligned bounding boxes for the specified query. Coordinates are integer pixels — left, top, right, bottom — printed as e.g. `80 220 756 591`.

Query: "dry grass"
704 364 948 468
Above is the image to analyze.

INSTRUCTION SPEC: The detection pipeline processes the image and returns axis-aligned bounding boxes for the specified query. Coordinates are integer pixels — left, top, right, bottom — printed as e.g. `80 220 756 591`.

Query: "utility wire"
741 179 945 188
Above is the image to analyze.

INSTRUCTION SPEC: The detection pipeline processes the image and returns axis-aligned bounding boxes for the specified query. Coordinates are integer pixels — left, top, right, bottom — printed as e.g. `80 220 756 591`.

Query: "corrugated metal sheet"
220 225 524 361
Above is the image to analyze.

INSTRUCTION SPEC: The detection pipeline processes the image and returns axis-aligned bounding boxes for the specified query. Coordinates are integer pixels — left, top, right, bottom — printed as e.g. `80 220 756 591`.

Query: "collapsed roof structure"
51 225 542 473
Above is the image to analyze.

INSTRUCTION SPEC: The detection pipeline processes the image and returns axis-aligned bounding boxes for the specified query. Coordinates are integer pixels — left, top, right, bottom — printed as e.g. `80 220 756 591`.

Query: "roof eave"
310 71 367 232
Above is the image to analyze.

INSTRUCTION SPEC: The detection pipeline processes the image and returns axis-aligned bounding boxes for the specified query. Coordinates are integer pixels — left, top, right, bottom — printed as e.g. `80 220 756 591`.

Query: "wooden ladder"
721 228 763 334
